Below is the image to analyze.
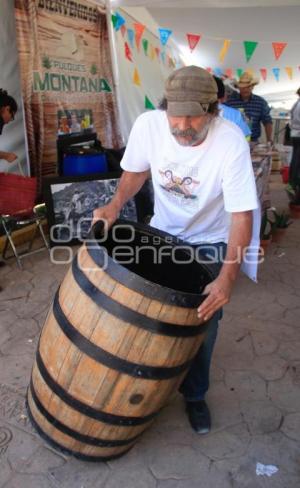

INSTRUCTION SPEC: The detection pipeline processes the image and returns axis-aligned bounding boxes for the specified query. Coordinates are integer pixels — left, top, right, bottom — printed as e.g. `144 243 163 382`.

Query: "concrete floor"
0 175 299 488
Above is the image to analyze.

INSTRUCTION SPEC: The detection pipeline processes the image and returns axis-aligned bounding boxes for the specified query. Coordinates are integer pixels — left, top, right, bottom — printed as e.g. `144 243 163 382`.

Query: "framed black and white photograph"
43 172 137 246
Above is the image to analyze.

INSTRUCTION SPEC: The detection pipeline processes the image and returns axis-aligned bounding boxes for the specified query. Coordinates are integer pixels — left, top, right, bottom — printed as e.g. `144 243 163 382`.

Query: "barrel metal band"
29 381 141 447
26 400 133 462
36 349 158 426
86 240 207 308
73 255 208 338
53 288 192 380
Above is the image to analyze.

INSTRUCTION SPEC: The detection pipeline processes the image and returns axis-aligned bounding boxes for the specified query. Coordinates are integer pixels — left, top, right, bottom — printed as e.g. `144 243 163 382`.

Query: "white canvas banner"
111 9 182 142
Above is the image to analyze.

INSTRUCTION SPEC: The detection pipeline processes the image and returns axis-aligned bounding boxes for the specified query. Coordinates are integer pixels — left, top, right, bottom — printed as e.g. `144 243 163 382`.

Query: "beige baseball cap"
165 65 218 117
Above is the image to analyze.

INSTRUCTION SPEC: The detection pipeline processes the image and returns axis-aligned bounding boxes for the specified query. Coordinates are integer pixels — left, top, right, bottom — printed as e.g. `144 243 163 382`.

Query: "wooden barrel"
27 220 216 461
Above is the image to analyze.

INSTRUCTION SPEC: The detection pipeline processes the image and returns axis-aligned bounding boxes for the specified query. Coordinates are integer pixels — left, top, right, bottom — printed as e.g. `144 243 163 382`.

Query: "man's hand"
3 152 17 163
92 203 119 229
197 275 234 321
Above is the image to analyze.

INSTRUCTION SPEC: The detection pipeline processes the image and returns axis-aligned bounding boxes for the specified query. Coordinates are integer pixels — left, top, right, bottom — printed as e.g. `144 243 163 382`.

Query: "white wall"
0 0 28 174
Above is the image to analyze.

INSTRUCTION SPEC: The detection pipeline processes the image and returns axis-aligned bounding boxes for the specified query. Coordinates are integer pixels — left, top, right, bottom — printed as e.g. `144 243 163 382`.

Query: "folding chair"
1 204 50 269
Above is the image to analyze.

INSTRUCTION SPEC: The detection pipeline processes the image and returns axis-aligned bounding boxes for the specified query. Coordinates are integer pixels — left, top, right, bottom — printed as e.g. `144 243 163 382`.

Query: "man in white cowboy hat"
93 66 258 435
226 72 273 143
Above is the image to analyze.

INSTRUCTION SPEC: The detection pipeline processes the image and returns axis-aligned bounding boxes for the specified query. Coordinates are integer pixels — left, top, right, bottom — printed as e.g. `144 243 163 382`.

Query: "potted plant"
260 210 272 251
269 208 292 243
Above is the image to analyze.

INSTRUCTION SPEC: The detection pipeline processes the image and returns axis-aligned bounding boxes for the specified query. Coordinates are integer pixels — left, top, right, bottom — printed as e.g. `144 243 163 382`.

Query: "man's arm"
93 169 150 227
0 151 17 162
197 210 253 321
264 122 273 143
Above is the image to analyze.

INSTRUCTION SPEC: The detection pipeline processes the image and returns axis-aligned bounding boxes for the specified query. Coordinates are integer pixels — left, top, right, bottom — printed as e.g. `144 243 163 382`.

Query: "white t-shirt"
121 110 258 244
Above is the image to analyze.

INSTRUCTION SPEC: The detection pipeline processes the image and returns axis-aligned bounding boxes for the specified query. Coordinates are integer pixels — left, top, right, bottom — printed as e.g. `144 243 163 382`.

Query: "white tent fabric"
112 9 182 142
0 0 29 175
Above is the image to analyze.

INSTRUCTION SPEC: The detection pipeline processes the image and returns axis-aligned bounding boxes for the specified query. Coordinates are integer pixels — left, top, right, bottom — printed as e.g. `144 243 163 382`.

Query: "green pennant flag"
243 41 258 62
111 14 117 28
145 96 155 110
142 38 149 56
236 68 244 79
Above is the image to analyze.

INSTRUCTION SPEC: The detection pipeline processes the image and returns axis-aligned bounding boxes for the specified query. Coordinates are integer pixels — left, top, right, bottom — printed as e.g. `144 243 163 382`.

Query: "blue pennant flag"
214 67 223 77
272 67 280 81
127 28 135 49
158 28 172 46
114 12 125 31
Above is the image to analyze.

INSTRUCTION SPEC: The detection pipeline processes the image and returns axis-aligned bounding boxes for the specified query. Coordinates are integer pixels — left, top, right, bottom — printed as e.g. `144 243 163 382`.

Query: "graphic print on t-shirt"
159 166 200 204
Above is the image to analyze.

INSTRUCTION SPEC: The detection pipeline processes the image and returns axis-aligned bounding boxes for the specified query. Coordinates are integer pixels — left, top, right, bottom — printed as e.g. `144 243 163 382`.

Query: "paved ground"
0 175 299 488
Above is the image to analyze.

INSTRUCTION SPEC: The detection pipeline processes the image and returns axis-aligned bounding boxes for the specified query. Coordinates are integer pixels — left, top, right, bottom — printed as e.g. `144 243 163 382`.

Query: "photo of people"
57 109 93 135
48 177 137 243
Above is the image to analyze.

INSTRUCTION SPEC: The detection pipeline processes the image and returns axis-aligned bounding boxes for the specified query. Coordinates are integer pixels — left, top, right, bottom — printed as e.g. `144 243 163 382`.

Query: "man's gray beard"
171 117 213 146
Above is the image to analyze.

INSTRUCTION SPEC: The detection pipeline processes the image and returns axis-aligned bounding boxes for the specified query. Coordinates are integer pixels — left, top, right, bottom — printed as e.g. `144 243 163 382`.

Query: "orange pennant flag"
133 67 141 86
285 66 293 80
272 42 287 60
219 39 231 63
134 22 145 51
155 47 160 59
150 45 156 60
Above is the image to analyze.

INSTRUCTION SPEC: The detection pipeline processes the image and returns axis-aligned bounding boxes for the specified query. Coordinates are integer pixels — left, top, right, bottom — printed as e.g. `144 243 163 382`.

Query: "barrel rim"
72 255 210 337
87 219 218 308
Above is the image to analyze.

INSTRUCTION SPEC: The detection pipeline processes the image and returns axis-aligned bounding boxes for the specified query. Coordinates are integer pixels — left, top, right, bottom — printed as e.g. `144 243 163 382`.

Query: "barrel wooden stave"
31 362 152 441
27 390 135 459
28 232 211 460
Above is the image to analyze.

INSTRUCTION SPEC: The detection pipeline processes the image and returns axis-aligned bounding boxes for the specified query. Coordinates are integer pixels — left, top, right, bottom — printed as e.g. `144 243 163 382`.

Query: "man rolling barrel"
93 66 258 435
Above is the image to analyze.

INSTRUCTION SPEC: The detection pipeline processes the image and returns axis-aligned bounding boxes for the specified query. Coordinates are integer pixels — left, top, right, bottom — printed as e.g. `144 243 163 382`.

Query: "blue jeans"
179 242 227 402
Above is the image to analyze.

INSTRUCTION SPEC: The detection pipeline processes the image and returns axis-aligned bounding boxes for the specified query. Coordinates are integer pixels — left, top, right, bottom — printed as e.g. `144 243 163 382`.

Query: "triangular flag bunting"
127 29 135 49
245 68 255 77
168 56 175 69
158 28 172 46
113 12 125 31
142 38 149 56
260 68 267 81
272 67 280 81
225 68 233 79
214 67 223 77
120 24 127 38
155 47 160 59
272 42 287 61
134 23 145 51
145 96 155 110
150 45 156 61
285 66 293 80
186 34 201 52
236 68 244 78
133 68 141 86
243 41 258 62
219 39 231 63
111 14 117 29
124 42 133 62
